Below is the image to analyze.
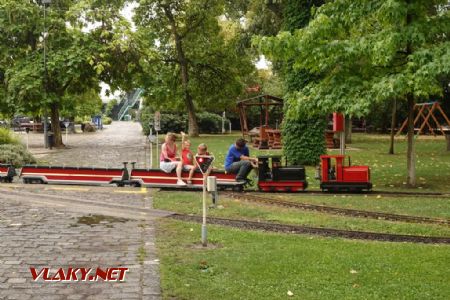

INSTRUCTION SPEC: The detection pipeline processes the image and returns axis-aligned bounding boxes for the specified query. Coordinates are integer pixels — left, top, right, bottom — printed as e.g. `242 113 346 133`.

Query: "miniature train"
1 154 372 193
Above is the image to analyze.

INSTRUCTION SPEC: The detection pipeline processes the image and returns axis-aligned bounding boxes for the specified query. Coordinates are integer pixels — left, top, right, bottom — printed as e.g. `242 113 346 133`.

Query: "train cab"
257 155 307 192
319 155 372 192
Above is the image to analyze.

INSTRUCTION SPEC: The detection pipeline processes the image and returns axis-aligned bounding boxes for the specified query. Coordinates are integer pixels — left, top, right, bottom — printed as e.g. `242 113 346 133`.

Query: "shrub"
102 116 112 125
282 116 326 166
140 109 230 135
0 144 36 167
0 128 20 145
197 112 231 134
141 110 188 135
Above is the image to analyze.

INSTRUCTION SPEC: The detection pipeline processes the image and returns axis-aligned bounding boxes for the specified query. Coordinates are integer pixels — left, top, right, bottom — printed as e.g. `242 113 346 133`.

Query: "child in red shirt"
181 132 195 184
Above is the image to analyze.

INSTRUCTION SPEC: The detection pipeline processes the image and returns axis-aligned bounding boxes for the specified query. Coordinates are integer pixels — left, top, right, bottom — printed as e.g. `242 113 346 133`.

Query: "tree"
1 0 135 147
259 0 450 186
134 0 254 136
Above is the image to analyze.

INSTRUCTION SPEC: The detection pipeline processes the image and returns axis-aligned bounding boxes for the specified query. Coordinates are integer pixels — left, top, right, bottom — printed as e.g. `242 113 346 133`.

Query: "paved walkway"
20 121 149 168
2 122 167 299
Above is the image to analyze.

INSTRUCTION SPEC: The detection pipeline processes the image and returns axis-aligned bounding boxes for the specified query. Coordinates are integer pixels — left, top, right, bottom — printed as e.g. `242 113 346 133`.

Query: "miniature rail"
169 214 450 244
225 192 450 226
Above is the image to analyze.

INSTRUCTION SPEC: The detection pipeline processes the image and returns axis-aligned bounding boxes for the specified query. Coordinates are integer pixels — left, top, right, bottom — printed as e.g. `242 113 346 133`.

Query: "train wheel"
232 185 244 192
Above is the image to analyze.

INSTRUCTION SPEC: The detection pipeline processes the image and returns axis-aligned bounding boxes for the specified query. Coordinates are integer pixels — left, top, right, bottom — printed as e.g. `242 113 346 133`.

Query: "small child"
180 132 195 184
187 143 211 184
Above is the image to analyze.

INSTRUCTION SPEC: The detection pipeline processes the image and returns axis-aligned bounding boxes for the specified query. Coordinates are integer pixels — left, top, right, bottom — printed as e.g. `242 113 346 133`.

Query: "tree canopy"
133 0 255 136
258 0 450 184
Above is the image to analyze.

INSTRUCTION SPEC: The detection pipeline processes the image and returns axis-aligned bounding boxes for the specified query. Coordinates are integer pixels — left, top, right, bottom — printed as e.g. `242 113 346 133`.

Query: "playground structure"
396 102 450 137
237 94 284 149
116 89 144 121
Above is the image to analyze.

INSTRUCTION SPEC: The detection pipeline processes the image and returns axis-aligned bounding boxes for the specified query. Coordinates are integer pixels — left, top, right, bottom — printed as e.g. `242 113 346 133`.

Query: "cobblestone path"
2 122 169 299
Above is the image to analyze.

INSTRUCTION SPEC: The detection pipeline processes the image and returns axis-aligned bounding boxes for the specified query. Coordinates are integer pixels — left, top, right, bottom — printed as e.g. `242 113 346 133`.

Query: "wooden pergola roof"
237 94 284 136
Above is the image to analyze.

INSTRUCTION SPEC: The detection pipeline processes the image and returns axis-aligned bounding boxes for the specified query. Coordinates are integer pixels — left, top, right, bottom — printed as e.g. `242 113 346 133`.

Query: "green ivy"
282 116 326 165
281 0 326 166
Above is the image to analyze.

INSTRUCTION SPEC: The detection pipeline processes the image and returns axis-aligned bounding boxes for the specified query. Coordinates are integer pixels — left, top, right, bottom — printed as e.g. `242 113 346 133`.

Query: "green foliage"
0 0 135 145
102 116 112 125
0 144 36 166
134 0 255 134
282 116 326 165
105 99 118 118
0 128 19 145
197 112 231 134
140 109 187 136
140 108 230 135
257 1 450 117
61 89 103 119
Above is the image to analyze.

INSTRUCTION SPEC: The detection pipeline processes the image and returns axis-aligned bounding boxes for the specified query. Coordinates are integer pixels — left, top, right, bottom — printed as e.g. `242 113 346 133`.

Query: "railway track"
242 189 450 198
225 192 450 226
299 190 450 198
169 214 450 244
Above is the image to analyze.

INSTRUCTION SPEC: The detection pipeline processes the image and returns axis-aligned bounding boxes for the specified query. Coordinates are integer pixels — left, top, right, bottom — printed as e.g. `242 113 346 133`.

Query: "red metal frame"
20 166 124 185
130 169 239 188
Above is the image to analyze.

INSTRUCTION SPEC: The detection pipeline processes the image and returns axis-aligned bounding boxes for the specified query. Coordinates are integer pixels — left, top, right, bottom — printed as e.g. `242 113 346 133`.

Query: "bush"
141 109 188 135
140 108 230 135
282 116 326 165
197 112 230 134
0 128 20 145
0 144 36 167
102 116 112 125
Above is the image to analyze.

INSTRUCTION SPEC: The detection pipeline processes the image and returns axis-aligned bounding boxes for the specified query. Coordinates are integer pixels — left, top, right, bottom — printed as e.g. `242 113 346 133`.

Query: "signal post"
194 155 215 247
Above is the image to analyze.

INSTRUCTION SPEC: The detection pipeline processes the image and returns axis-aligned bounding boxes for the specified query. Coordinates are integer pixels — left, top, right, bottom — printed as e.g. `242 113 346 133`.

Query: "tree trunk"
388 98 397 154
406 94 416 187
50 102 64 148
345 117 352 144
164 6 199 137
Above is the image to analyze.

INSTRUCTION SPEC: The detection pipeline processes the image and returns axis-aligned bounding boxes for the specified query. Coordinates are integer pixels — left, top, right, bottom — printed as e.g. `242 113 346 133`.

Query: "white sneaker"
177 179 187 186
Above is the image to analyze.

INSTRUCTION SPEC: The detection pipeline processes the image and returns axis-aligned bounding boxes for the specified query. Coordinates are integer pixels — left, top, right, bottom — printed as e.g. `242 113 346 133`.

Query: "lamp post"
42 0 51 148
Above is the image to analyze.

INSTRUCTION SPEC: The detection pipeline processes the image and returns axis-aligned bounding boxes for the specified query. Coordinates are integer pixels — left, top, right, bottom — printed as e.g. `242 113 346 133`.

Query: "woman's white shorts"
160 161 178 173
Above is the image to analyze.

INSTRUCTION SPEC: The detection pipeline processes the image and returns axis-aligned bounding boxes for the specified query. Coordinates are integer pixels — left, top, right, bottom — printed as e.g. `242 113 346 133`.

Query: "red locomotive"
319 155 372 192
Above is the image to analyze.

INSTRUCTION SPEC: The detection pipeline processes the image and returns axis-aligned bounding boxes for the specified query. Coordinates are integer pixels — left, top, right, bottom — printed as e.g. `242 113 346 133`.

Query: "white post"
150 142 153 168
156 131 159 166
149 126 153 169
26 132 29 150
202 174 207 247
222 111 226 134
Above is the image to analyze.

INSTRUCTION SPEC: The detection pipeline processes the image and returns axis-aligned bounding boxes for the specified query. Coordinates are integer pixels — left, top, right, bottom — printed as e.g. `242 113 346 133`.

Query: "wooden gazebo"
237 94 284 149
396 102 450 136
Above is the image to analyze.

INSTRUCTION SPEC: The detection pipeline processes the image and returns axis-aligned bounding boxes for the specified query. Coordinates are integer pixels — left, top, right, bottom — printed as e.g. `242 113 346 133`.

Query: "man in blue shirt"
224 138 257 182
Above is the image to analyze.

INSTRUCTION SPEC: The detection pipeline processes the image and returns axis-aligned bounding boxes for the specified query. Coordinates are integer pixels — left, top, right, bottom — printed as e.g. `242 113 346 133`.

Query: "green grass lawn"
157 219 450 300
154 191 450 237
153 133 450 299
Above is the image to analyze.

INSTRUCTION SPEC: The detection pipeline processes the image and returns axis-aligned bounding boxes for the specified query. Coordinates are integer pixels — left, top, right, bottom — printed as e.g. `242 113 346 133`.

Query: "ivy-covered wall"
281 0 326 165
